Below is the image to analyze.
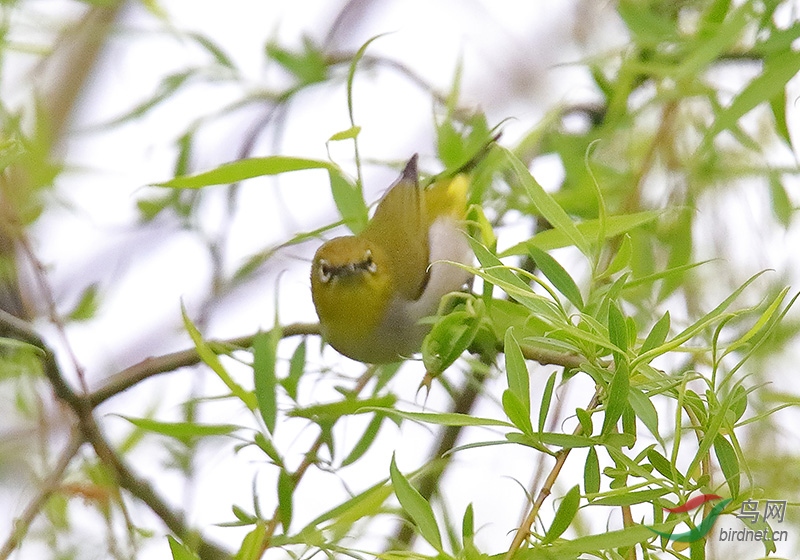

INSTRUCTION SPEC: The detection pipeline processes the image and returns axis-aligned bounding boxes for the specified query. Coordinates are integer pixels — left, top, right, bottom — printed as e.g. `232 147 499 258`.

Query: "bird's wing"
362 155 429 301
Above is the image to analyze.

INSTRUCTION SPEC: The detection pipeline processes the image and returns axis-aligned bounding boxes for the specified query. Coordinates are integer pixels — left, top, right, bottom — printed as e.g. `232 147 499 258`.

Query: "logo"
648 494 730 543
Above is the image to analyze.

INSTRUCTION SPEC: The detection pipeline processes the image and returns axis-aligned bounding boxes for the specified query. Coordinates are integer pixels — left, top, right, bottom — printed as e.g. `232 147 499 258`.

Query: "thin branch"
0 431 83 560
89 322 320 407
503 390 602 560
0 309 232 560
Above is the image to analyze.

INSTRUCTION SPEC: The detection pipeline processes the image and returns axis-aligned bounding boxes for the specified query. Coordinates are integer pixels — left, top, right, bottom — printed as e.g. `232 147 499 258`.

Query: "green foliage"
3 2 800 560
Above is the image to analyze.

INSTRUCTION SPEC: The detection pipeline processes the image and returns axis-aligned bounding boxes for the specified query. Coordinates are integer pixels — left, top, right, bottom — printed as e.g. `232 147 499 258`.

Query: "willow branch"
0 431 83 560
89 322 320 406
504 390 602 560
0 310 231 560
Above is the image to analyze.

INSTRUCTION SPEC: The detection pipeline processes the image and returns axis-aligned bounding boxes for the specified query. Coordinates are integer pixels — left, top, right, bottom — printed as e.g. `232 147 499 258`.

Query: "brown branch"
89 322 320 407
0 431 83 560
503 390 602 560
0 309 231 560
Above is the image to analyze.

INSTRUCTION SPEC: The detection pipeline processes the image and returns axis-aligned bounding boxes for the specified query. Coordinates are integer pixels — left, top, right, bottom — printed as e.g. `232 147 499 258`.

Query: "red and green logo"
649 494 731 542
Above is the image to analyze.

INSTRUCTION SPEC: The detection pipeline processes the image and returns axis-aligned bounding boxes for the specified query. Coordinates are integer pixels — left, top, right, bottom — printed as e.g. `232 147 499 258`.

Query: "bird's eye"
364 249 377 273
319 260 332 283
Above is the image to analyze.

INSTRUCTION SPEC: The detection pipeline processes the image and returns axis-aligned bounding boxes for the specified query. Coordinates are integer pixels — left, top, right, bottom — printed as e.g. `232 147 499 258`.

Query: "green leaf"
328 126 361 141
346 34 388 123
266 38 328 85
597 234 632 280
117 416 240 440
501 211 660 256
704 48 800 147
714 434 740 497
516 522 679 558
289 395 396 421
181 305 258 410
66 283 100 322
277 469 295 530
541 485 581 545
462 502 475 542
602 362 630 436
329 168 369 234
234 522 266 560
341 413 384 467
504 328 531 417
607 302 628 362
640 311 670 355
390 454 443 551
647 448 684 484
253 329 280 434
584 447 600 495
167 535 199 560
528 246 584 309
155 156 336 189
768 174 792 228
538 371 557 433
422 309 482 376
628 387 660 442
501 147 590 255
592 487 672 507
371 409 513 428
282 339 305 401
502 389 533 436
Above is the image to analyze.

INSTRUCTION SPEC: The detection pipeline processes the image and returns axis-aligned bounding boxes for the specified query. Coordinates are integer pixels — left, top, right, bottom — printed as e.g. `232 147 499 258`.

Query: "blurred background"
1 1 799 559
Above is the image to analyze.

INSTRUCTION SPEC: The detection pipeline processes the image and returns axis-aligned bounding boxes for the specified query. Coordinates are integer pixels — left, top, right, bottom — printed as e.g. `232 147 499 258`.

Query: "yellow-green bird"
311 155 473 363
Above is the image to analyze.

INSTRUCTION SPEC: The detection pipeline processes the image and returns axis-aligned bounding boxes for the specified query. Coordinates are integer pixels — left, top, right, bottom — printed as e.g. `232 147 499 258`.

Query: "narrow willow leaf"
371 409 513 428
504 328 531 418
640 311 670 355
575 408 593 437
536 522 679 556
67 283 100 322
528 245 584 309
117 416 240 440
768 174 792 227
167 535 199 560
235 522 266 560
713 434 740 497
328 125 361 141
584 447 600 495
592 487 672 507
289 395 396 421
253 328 280 434
647 448 684 484
253 432 282 465
390 455 443 551
462 503 475 542
502 148 590 256
597 233 632 279
602 361 630 436
628 387 660 443
538 371 557 433
181 304 258 409
329 168 368 234
632 271 769 370
705 48 800 145
607 302 628 358
502 389 533 436
541 485 581 545
282 339 306 401
155 156 336 189
341 413 384 467
500 210 660 256
277 469 295 530
621 404 636 447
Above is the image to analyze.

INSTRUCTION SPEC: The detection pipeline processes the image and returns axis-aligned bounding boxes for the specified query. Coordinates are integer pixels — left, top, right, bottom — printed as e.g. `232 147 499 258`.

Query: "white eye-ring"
365 250 377 273
319 259 332 283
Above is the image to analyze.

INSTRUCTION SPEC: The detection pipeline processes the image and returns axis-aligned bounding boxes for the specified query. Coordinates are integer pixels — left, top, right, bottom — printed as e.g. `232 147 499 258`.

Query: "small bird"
311 155 473 363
